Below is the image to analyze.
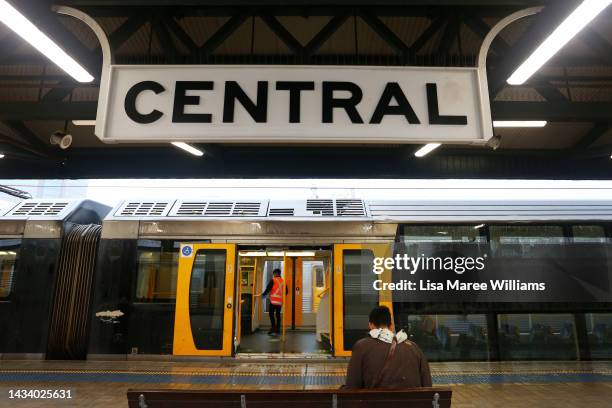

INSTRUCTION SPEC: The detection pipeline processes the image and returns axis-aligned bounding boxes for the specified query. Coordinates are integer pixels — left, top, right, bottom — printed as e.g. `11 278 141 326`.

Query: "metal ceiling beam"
492 101 612 122
108 14 149 50
3 54 610 67
303 14 350 57
438 16 459 56
408 17 445 54
0 101 97 120
0 121 55 157
487 0 579 97
578 27 612 66
359 12 412 59
260 15 304 55
165 16 199 55
14 1 100 77
463 15 510 55
153 16 178 62
199 13 248 56
0 33 24 63
572 123 611 151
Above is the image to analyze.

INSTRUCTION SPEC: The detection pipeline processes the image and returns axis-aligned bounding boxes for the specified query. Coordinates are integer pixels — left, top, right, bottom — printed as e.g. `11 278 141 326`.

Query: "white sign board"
96 65 492 144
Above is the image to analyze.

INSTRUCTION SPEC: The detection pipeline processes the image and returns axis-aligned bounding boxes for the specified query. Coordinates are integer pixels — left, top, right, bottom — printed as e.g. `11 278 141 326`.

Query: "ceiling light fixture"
474 224 485 229
171 142 204 157
0 0 94 83
0 153 5 159
493 121 547 128
414 143 441 157
507 0 611 85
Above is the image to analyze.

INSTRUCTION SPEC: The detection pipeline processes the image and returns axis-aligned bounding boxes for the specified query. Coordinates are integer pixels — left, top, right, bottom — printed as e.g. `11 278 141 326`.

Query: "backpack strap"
372 339 398 388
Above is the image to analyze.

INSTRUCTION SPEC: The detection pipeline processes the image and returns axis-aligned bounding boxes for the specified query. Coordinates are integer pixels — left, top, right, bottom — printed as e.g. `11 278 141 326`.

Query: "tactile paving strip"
0 370 610 385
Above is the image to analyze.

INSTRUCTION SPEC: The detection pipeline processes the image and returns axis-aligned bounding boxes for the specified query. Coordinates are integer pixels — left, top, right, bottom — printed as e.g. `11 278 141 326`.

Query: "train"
1 196 612 361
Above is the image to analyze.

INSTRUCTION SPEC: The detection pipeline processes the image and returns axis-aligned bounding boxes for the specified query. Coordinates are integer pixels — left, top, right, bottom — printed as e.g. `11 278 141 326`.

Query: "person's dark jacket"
344 337 432 388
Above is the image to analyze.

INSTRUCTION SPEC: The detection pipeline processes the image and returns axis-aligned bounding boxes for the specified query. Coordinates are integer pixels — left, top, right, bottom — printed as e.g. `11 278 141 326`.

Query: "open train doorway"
236 248 332 357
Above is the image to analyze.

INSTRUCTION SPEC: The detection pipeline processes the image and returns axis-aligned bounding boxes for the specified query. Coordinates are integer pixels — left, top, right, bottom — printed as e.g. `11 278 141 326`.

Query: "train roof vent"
306 199 334 216
10 201 70 217
336 199 366 216
268 208 295 216
175 202 207 216
205 202 233 216
169 200 267 217
117 201 171 217
232 202 262 216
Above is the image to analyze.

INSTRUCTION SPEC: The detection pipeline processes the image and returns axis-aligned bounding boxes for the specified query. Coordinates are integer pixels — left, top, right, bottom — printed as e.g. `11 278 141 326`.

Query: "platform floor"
0 360 610 407
238 330 329 354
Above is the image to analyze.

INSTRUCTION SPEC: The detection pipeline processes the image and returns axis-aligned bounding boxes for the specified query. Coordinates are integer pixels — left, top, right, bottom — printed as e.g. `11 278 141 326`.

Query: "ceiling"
0 0 611 178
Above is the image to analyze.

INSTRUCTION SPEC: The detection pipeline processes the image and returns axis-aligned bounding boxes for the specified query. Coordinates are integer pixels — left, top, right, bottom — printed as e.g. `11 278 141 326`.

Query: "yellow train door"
173 243 236 356
332 243 394 357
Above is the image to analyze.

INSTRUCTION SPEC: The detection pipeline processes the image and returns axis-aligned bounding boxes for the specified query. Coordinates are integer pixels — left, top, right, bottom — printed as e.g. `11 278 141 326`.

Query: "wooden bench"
127 388 452 408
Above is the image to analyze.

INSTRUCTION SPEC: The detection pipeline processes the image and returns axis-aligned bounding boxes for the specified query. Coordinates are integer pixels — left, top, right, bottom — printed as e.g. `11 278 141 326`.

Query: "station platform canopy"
0 0 610 179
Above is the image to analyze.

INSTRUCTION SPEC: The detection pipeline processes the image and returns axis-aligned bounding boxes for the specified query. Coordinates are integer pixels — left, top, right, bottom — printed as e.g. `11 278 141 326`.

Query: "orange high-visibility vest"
270 276 284 306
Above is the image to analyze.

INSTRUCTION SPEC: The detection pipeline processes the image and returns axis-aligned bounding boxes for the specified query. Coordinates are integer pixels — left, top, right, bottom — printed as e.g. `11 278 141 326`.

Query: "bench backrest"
127 388 452 408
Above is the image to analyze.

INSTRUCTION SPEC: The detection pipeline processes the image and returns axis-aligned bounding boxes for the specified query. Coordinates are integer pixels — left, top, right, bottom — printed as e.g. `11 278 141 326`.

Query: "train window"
397 314 488 361
489 225 565 258
497 313 578 360
189 249 226 350
402 225 485 243
0 239 19 299
135 240 182 302
571 225 607 243
302 260 325 313
343 249 379 350
585 313 612 359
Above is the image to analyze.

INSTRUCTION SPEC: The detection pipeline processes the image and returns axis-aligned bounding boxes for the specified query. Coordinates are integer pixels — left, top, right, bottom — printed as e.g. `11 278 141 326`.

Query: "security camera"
50 131 73 150
487 134 502 150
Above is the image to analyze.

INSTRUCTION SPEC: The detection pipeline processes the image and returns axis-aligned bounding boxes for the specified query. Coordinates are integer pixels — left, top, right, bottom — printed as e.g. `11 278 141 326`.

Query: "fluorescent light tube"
72 120 96 126
508 0 612 85
0 153 4 159
239 251 267 257
0 0 94 83
285 251 316 257
267 251 285 257
171 142 204 156
414 143 441 157
493 121 547 128
474 224 485 229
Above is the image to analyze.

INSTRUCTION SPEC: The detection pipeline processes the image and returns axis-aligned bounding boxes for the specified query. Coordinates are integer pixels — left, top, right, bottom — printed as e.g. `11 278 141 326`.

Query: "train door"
333 243 394 357
173 243 236 356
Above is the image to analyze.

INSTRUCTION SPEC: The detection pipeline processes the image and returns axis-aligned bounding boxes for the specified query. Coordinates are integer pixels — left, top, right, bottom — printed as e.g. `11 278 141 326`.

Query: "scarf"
369 328 408 344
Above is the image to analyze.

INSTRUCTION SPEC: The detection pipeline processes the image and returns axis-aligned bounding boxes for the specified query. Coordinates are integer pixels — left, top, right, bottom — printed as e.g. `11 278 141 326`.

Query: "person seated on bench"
344 306 432 389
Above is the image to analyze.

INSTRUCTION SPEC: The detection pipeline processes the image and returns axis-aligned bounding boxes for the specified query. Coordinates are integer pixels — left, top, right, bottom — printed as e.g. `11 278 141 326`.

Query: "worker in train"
261 268 288 335
344 306 432 389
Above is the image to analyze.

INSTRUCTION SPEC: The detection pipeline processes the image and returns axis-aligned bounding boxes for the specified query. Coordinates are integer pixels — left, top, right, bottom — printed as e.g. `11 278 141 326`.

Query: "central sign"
96 65 492 144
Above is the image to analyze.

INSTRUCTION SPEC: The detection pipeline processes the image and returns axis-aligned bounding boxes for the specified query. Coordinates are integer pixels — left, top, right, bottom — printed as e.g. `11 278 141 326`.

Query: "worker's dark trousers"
269 304 282 332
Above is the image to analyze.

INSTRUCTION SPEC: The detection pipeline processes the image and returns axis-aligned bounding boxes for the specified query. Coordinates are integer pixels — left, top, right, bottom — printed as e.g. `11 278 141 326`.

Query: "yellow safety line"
0 369 610 377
